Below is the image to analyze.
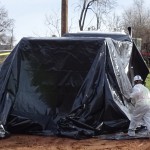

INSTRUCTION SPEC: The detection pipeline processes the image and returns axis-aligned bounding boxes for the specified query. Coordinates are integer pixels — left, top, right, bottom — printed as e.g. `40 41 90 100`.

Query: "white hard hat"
133 75 143 81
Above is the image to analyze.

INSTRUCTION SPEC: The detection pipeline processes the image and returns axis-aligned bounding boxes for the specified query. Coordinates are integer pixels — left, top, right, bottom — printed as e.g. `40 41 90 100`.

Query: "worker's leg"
143 109 150 133
128 105 146 136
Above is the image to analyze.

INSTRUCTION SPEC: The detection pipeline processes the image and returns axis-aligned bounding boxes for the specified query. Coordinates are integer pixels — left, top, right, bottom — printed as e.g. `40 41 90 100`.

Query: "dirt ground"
0 135 150 150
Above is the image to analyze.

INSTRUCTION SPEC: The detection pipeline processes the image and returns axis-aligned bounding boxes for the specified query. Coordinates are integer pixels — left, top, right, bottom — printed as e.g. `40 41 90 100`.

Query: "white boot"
128 129 135 136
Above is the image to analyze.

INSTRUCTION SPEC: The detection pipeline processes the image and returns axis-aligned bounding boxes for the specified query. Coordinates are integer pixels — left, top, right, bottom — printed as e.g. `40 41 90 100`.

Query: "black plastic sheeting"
0 36 149 139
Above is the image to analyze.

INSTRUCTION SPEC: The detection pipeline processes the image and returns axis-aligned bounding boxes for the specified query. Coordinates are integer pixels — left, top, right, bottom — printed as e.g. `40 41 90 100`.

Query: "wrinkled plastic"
0 35 149 139
64 32 132 42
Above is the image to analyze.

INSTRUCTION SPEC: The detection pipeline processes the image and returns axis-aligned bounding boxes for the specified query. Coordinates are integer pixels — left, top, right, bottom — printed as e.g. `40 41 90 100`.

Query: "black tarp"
0 35 149 139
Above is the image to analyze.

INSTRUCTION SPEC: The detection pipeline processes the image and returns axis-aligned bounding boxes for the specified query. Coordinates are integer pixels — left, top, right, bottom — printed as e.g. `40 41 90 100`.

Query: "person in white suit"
128 75 150 136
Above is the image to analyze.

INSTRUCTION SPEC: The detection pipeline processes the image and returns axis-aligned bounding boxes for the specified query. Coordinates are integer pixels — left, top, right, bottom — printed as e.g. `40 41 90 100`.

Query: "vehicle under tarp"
0 36 149 139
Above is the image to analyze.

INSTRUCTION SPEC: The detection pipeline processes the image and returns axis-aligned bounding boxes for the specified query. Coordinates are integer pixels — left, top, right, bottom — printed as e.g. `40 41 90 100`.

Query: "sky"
0 0 150 44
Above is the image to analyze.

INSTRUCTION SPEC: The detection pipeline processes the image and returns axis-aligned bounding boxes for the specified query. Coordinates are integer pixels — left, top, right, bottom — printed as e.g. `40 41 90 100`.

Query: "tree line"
45 0 150 52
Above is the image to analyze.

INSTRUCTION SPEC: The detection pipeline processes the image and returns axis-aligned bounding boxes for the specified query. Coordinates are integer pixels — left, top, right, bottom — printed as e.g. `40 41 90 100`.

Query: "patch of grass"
0 53 10 64
145 73 150 90
0 52 10 56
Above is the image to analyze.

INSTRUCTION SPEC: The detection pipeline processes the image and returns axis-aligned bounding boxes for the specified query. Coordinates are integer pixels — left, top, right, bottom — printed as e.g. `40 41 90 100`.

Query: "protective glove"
126 98 132 103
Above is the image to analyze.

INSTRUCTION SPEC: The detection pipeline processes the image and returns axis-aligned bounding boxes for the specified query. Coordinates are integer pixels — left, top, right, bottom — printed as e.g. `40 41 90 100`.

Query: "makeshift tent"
0 35 149 139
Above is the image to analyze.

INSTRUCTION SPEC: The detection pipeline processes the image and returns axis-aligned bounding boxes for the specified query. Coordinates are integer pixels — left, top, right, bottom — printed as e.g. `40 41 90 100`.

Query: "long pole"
61 0 68 36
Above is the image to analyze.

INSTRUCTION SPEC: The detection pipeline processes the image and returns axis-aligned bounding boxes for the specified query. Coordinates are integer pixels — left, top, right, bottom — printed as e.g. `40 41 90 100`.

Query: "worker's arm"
130 86 140 99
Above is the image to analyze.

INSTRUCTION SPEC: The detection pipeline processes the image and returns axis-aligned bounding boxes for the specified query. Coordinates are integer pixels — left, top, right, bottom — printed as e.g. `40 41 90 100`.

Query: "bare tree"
45 11 74 37
79 0 95 31
121 0 150 39
78 0 116 31
0 5 14 46
107 13 123 32
45 12 61 37
0 7 13 32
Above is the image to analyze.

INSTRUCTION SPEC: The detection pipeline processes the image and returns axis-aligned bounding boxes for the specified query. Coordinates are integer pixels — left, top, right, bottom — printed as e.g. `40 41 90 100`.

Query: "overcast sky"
0 0 150 44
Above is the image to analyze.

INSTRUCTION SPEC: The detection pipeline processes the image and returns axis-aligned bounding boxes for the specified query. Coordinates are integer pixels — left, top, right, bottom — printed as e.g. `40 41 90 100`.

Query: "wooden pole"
61 0 68 36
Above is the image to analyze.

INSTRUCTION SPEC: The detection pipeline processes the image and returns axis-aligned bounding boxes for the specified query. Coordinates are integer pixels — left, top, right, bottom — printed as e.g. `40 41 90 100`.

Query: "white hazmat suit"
128 75 150 136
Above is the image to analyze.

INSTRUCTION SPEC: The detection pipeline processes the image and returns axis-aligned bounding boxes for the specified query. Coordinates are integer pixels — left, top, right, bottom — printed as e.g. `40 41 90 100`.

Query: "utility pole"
61 0 68 36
